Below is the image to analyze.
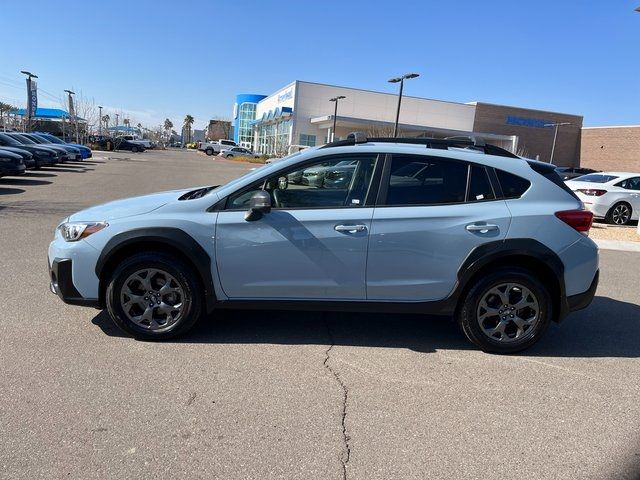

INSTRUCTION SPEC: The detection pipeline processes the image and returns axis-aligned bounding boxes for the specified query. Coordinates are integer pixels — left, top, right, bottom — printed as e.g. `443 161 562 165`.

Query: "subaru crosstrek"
48 134 599 353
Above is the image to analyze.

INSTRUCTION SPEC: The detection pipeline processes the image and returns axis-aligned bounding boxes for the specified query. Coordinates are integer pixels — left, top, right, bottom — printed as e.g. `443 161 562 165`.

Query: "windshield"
38 134 65 144
573 174 619 183
0 133 22 146
8 134 36 145
25 134 48 144
208 150 307 195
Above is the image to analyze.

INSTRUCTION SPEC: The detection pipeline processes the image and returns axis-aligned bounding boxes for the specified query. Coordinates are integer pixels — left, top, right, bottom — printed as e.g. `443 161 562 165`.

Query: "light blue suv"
48 134 599 353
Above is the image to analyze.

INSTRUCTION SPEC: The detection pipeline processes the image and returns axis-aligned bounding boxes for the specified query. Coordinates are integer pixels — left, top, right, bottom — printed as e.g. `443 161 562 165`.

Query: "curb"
593 239 640 253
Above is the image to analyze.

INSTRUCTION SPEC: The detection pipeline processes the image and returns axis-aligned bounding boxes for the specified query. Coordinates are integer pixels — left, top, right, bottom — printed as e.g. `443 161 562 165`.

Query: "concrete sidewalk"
593 238 640 252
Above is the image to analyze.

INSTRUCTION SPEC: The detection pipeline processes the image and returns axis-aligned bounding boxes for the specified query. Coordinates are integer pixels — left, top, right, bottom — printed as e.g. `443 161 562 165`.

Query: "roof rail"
320 131 519 158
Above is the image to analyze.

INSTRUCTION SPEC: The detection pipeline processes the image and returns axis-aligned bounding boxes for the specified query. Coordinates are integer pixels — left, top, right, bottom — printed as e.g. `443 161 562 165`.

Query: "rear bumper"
49 258 100 308
566 269 599 313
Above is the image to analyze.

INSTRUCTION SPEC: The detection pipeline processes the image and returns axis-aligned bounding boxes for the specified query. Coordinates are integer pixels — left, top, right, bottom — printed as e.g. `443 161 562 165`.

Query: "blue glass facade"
233 94 266 149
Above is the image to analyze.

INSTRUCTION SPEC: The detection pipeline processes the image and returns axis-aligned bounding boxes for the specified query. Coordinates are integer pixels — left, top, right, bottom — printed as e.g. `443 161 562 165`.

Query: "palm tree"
183 114 194 144
123 118 130 133
0 101 16 130
163 118 173 144
102 114 110 131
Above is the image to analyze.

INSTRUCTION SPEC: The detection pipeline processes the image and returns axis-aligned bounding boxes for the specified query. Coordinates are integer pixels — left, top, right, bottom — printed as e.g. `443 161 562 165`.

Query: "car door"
215 153 381 299
617 176 640 213
366 154 511 302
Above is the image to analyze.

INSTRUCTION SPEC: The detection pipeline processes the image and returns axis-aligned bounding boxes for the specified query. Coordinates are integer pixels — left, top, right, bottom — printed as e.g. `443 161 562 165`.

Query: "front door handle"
466 223 499 234
335 224 367 234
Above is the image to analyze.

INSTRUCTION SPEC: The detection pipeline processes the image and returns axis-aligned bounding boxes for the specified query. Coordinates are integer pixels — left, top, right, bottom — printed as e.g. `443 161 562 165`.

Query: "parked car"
0 143 35 169
0 148 26 177
218 147 259 159
199 139 237 156
555 166 600 181
93 137 146 152
118 135 154 149
9 133 71 162
2 133 60 168
566 172 640 225
23 133 82 160
48 133 599 353
33 132 93 159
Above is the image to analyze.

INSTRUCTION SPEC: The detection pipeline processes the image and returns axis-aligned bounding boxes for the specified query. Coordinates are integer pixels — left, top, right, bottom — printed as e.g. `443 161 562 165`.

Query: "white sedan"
218 147 260 159
566 172 640 225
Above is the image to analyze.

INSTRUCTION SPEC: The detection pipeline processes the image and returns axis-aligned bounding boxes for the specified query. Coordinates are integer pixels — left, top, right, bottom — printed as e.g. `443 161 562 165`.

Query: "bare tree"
361 122 396 138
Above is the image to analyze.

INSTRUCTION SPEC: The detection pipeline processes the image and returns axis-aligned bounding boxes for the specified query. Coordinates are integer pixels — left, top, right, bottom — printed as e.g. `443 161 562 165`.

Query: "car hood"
68 188 194 221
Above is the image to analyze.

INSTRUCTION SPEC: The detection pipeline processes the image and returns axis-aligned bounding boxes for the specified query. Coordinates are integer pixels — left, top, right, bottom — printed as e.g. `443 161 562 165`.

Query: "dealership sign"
506 115 552 128
27 79 37 118
277 89 293 103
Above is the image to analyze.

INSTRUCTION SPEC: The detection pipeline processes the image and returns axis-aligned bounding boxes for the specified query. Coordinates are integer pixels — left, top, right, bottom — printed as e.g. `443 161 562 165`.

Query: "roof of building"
11 107 86 121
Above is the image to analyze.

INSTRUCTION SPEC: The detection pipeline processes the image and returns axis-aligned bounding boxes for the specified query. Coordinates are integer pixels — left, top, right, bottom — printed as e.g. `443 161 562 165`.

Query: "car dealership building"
233 80 583 166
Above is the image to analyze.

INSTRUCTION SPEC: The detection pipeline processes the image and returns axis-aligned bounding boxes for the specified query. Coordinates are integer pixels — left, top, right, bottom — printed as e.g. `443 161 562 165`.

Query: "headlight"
58 222 108 242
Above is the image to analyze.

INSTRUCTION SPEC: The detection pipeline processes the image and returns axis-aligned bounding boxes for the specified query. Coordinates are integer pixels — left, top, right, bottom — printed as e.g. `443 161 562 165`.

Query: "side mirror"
244 190 272 221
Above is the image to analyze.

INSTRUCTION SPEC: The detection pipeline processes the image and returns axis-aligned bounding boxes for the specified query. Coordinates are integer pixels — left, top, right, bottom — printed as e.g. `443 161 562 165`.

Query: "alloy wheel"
120 268 185 330
476 283 540 343
612 204 631 225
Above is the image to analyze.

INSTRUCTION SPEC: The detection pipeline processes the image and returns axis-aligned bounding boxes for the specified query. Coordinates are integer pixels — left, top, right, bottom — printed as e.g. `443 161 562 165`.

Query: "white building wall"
293 81 477 145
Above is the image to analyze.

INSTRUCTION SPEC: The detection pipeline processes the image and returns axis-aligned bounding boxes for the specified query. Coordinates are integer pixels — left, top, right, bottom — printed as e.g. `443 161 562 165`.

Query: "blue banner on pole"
27 79 38 118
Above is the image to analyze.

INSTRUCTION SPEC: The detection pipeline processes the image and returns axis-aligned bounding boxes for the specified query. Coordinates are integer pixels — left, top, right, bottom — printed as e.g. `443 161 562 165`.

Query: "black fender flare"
95 227 216 313
450 238 568 320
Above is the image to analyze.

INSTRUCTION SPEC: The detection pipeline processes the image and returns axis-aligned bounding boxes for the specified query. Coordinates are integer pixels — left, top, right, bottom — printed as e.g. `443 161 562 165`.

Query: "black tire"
605 202 632 225
105 252 203 340
456 267 552 354
131 146 139 153
226 154 233 158
205 148 213 156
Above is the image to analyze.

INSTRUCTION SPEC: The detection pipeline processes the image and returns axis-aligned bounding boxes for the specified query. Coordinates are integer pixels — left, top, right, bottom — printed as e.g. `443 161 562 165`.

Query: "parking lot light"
329 96 346 142
388 73 420 137
543 122 572 164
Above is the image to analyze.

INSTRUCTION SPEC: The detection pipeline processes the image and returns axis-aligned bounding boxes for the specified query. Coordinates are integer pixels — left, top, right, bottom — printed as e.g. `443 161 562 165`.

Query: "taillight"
555 209 594 233
577 189 607 196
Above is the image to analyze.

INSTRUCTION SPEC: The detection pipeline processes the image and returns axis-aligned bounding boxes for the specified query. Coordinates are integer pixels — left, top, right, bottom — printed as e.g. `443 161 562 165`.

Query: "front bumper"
0 163 26 176
49 258 100 308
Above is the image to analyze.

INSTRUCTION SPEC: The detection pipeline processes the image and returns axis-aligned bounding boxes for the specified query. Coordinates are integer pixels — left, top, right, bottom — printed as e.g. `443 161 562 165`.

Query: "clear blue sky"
1 0 638 129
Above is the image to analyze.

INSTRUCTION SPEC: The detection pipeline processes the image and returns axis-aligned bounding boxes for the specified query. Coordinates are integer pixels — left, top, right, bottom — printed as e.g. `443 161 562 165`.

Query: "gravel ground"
590 222 640 242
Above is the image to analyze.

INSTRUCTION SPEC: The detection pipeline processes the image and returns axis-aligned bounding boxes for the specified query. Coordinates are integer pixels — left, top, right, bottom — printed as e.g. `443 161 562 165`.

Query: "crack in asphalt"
323 318 351 480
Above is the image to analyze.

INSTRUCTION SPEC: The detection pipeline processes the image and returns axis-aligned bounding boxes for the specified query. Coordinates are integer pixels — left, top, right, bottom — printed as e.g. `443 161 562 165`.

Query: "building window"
238 103 257 149
299 133 316 147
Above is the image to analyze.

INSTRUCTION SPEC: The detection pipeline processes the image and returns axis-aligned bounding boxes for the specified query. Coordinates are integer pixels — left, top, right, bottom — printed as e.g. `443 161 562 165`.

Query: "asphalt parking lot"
1 149 639 480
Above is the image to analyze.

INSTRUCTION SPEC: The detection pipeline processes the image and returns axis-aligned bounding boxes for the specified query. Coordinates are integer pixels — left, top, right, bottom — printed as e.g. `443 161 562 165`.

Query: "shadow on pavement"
43 167 90 173
0 187 26 195
25 172 57 178
0 178 52 186
91 295 640 357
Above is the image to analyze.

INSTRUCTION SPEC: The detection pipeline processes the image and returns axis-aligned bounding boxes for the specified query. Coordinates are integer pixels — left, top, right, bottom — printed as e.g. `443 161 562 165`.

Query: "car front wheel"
205 148 213 156
105 252 203 340
131 146 139 153
456 267 552 353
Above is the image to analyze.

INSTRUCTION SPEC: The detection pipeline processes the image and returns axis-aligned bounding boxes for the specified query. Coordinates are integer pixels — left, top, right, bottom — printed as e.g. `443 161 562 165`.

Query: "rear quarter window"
496 169 531 198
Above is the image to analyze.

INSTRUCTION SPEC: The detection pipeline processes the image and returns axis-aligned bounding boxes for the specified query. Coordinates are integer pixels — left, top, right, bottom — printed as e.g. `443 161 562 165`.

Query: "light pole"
388 73 419 137
329 95 346 142
115 113 119 135
543 122 571 164
64 89 79 143
98 105 103 136
20 70 38 132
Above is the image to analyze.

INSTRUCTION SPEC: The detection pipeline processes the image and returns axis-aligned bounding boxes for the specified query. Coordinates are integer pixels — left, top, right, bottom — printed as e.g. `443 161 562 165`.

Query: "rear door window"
383 155 468 206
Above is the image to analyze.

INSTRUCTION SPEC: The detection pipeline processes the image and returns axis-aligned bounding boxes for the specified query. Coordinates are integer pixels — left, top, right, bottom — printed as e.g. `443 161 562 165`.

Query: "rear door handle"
335 224 367 233
466 223 499 233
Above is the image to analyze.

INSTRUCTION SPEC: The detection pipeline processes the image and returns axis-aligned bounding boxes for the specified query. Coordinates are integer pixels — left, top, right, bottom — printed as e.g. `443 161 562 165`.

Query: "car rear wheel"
456 267 552 353
106 252 203 340
605 202 632 225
